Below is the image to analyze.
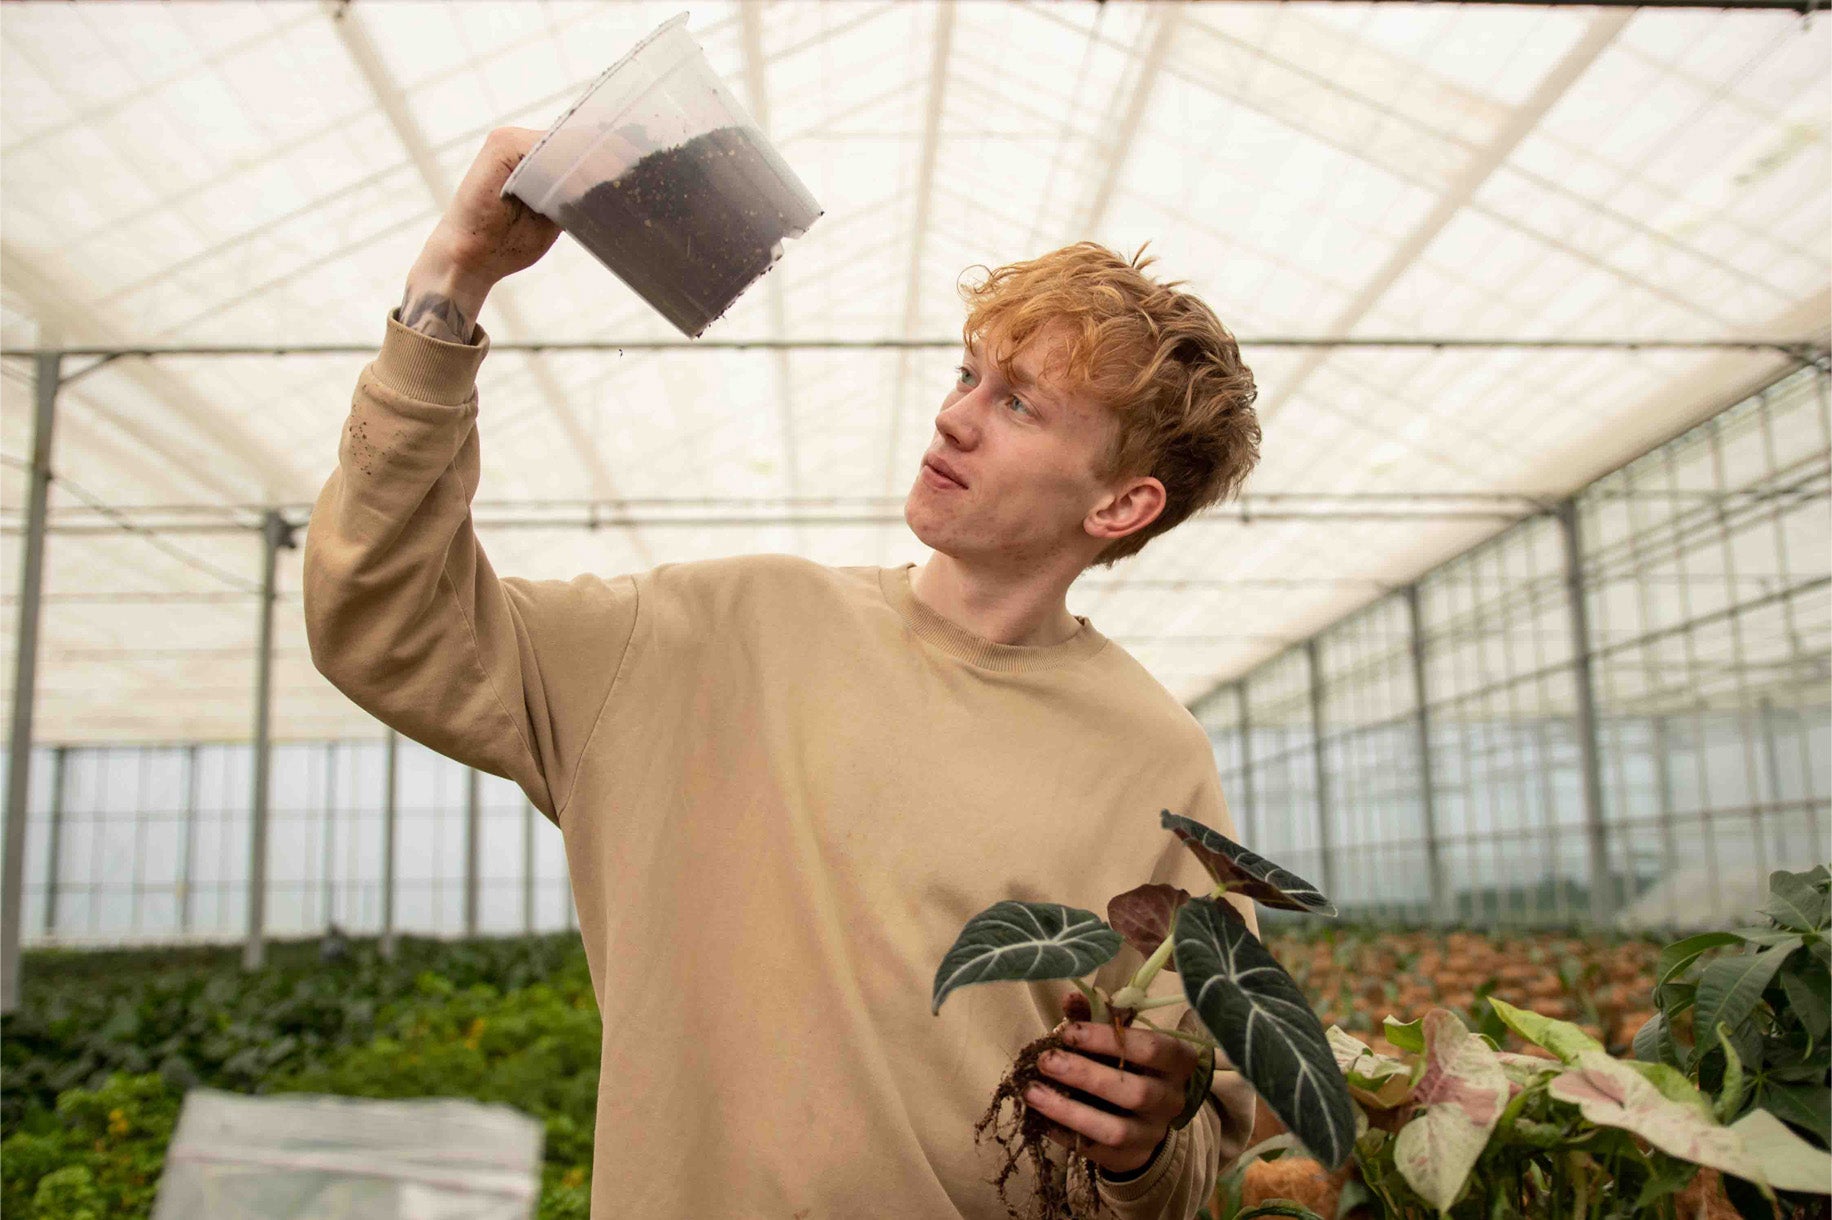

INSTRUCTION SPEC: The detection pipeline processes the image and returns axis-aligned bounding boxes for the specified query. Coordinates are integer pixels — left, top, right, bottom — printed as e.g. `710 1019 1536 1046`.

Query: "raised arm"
304 129 635 824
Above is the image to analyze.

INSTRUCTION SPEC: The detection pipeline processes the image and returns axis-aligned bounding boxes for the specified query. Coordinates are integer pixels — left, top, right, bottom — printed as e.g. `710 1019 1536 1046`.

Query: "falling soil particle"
554 124 814 337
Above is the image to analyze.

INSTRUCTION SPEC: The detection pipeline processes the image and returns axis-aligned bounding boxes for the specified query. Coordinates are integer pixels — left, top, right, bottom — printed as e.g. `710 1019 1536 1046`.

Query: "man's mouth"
922 456 968 490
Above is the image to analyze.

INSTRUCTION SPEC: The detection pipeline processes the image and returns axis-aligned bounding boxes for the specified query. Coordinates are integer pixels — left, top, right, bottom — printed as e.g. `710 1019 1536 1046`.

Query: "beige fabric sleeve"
303 312 640 824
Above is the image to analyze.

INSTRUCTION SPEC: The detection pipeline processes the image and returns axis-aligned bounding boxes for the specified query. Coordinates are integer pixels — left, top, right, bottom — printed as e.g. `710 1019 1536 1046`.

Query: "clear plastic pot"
502 12 823 338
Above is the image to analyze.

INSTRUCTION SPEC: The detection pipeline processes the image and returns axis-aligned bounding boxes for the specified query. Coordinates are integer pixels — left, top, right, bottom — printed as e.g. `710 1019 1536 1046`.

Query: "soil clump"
554 124 814 337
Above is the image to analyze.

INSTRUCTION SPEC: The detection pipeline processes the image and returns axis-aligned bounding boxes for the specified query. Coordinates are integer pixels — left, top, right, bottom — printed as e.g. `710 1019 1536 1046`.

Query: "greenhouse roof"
1 0 1827 744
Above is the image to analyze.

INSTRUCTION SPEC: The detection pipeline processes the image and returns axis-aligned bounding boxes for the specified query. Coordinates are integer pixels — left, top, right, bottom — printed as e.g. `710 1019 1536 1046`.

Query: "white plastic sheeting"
1 1 1827 743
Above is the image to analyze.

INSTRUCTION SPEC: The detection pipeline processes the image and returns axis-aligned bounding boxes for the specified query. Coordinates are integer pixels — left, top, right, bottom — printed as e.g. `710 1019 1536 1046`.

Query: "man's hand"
401 127 563 340
1024 1017 1200 1178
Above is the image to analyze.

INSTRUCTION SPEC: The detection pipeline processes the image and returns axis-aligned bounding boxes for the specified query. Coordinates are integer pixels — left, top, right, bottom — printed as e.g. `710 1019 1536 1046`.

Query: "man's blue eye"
1007 395 1031 415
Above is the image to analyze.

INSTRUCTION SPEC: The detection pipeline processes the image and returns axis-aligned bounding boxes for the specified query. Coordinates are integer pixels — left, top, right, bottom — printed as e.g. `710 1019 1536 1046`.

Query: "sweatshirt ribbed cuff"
1095 1121 1185 1205
371 310 492 405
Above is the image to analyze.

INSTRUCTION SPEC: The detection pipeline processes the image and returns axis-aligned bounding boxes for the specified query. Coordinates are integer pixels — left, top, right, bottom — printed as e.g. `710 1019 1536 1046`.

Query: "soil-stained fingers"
1035 1049 1178 1121
1022 1080 1161 1174
1060 1021 1196 1081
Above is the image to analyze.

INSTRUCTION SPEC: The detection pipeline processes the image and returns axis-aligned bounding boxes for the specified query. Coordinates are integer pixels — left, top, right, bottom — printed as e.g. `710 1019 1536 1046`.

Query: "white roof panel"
1 0 1825 741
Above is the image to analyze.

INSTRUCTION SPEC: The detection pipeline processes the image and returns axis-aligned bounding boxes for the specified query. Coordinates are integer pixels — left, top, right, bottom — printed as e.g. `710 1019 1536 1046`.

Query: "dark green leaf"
1107 883 1195 970
1159 811 1336 915
1733 926 1810 949
1632 1010 1681 1070
1173 1043 1216 1131
1694 945 1791 1048
1174 897 1357 1168
1780 953 1830 1040
1659 932 1744 987
1765 868 1829 934
1632 1158 1697 1210
1715 1023 1747 1124
930 901 1122 1015
1757 1081 1832 1146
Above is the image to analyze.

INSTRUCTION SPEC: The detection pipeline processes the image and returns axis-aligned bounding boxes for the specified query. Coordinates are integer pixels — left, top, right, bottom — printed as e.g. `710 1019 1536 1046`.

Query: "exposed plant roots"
974 1028 1121 1220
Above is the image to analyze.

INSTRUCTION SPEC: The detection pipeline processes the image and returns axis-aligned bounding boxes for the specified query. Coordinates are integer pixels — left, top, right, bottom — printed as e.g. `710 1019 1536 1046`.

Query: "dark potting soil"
555 124 817 338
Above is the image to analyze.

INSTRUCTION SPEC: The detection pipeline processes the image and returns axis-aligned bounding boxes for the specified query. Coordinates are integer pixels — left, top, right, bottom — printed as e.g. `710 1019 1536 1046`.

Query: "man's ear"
1085 476 1166 543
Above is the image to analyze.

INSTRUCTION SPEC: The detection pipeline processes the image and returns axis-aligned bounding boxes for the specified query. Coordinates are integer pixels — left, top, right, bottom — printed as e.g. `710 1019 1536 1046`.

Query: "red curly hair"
957 241 1260 566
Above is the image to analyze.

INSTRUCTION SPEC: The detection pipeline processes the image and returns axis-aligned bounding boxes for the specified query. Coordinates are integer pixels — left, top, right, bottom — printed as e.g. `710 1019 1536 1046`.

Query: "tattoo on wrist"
398 287 475 344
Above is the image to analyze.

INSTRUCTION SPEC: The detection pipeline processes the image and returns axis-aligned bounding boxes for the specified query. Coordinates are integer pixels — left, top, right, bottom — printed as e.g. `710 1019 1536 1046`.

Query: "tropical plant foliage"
935 809 1359 1169
0 935 599 1220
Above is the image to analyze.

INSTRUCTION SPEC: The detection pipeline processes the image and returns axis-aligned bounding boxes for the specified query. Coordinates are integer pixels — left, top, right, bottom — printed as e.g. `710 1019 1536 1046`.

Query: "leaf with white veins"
1159 810 1335 914
930 901 1122 1015
1174 896 1356 1168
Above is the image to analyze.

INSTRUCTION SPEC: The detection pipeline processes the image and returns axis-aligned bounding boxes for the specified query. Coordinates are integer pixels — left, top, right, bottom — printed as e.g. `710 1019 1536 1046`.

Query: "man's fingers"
1037 1049 1170 1118
1061 1021 1192 1076
1024 1082 1160 1174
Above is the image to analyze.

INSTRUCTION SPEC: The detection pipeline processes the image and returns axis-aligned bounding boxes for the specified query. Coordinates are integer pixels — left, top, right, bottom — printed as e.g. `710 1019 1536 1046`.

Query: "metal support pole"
464 768 481 938
2 351 61 1014
41 747 67 937
1237 684 1256 845
1557 500 1613 926
1306 640 1337 902
381 731 398 959
321 742 337 929
179 745 198 935
243 510 297 971
1404 586 1448 925
522 801 536 935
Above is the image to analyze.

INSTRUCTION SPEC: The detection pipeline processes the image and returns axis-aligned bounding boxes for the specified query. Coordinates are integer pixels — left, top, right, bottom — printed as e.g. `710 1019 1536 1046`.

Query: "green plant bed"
1 933 601 1220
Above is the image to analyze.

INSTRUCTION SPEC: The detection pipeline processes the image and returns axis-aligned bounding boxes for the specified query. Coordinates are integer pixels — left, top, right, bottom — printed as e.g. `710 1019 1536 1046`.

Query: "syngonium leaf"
1548 1052 1772 1190
1729 1108 1832 1195
1107 883 1197 970
1393 1009 1511 1216
1159 810 1335 915
1487 997 1605 1064
930 901 1122 1015
1327 1026 1414 1110
1173 896 1356 1168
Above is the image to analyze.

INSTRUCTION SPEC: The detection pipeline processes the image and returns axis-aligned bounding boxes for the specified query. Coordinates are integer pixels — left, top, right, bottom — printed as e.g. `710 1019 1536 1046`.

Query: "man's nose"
935 394 981 449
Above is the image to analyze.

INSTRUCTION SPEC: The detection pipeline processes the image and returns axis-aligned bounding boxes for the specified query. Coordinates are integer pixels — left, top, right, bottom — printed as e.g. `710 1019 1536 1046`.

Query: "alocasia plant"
931 810 1356 1218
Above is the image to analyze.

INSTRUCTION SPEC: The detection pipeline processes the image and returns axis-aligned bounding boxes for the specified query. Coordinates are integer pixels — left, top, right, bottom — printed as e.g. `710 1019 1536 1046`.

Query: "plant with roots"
931 810 1357 1220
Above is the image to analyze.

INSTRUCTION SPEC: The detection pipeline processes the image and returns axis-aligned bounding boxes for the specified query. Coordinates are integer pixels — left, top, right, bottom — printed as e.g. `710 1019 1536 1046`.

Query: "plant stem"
1134 1015 1219 1052
1071 977 1109 1023
1125 881 1234 995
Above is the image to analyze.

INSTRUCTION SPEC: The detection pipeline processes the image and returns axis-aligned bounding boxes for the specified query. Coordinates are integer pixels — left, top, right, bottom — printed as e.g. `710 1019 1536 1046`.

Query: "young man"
305 127 1264 1219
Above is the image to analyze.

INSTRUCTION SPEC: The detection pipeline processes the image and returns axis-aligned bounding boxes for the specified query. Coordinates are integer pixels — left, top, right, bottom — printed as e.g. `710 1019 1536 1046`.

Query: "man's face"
904 323 1125 567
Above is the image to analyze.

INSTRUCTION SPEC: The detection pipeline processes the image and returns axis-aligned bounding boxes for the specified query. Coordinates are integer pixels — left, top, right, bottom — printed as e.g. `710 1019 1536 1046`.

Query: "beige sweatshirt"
304 314 1258 1220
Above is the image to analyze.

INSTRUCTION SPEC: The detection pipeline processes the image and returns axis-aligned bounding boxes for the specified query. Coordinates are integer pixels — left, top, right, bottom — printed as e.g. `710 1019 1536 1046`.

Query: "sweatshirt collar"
879 564 1109 673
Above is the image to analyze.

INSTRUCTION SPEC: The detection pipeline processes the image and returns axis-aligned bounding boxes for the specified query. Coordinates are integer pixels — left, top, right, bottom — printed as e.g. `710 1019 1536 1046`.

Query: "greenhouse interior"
1 2 1827 1219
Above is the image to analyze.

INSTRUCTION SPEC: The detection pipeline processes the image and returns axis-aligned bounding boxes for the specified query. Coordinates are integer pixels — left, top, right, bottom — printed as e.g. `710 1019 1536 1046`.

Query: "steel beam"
243 510 297 971
464 767 481 938
41 746 66 937
382 730 398 959
322 742 337 929
522 801 536 935
1 351 61 1013
180 745 198 934
1306 640 1337 902
1557 500 1613 925
1404 585 1448 924
1 336 1815 360
1237 684 1256 846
